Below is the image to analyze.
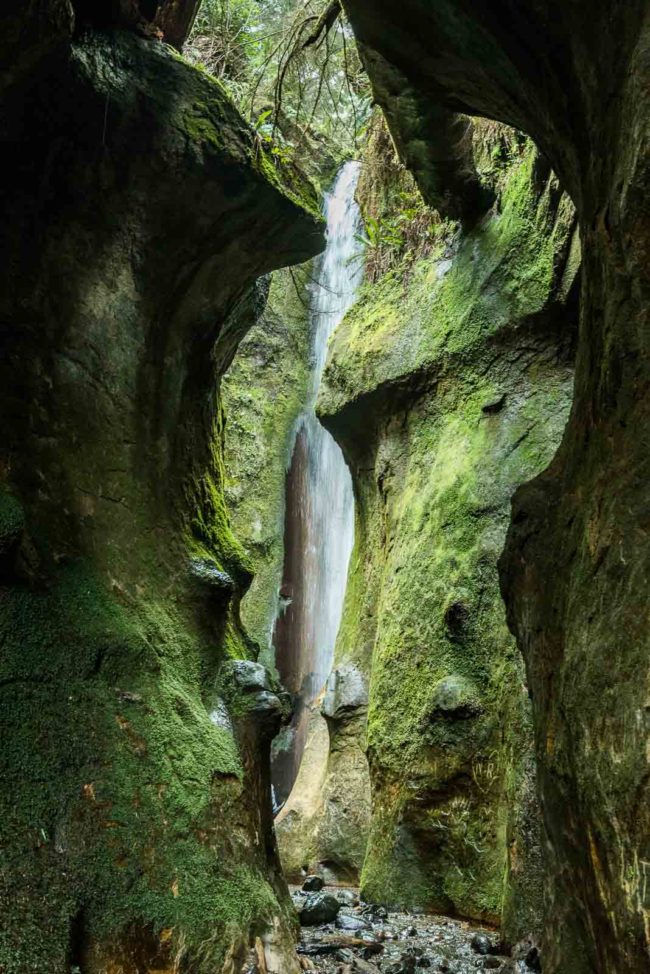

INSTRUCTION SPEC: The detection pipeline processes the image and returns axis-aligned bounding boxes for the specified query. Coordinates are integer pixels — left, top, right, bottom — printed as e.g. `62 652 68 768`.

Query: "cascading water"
272 162 364 807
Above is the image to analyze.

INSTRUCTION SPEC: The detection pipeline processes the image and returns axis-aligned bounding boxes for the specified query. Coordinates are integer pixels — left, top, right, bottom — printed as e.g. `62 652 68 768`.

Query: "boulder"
299 892 341 926
302 875 324 892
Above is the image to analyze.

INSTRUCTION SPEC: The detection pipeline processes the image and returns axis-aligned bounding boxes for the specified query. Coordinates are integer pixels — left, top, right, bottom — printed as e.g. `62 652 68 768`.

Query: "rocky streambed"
277 884 541 974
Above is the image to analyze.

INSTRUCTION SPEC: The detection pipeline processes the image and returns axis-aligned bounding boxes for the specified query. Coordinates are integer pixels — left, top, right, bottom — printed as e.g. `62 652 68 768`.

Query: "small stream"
272 162 364 806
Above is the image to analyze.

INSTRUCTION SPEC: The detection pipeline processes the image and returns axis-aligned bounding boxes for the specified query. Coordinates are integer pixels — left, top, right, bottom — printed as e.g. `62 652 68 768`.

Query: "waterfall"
272 162 364 805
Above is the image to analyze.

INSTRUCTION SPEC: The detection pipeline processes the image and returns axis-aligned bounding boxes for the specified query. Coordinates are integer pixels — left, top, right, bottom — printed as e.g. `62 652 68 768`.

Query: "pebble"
293 885 511 974
337 889 359 907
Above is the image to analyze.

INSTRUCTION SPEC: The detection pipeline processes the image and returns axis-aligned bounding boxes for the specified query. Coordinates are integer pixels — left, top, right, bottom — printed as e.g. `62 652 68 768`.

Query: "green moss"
0 556 278 972
222 266 312 664
251 141 321 222
189 405 255 590
322 131 577 928
182 101 224 148
320 139 576 419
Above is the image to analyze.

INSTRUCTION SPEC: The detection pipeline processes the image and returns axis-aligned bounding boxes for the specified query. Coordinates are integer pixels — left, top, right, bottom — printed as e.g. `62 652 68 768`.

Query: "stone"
299 892 341 926
339 1 650 968
427 675 481 718
336 948 356 963
523 947 541 972
470 934 495 956
483 959 502 970
336 913 372 932
222 659 270 693
188 556 235 593
302 875 324 892
0 16 322 971
337 889 359 906
511 940 541 971
317 122 573 934
322 664 368 720
362 941 384 959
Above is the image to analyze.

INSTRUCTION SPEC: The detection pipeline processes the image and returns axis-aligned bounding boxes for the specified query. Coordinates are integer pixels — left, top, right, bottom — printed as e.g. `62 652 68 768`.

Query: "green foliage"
190 0 260 93
357 215 405 252
355 112 450 281
186 0 371 158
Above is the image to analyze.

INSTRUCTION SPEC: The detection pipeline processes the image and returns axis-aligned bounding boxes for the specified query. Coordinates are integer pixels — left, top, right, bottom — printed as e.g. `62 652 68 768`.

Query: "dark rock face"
343 1 650 970
0 0 74 96
355 45 491 225
0 17 321 974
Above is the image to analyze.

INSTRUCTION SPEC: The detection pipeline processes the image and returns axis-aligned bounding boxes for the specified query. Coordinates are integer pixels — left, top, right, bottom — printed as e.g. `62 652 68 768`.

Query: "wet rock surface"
290 887 521 973
300 892 342 926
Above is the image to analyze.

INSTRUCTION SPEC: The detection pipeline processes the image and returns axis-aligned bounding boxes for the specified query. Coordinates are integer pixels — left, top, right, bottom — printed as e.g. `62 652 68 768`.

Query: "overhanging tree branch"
300 0 342 51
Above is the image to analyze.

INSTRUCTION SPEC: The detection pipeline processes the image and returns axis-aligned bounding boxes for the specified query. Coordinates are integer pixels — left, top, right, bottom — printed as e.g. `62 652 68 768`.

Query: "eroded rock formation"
342 1 650 970
317 126 578 942
0 12 321 972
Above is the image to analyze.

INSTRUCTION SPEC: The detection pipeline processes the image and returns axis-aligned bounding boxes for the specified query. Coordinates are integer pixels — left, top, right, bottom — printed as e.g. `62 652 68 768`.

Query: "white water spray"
272 162 364 802
302 160 363 697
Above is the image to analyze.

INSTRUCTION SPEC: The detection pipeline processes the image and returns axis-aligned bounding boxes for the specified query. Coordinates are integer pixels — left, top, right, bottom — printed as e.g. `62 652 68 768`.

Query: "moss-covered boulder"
317 134 578 939
0 25 321 974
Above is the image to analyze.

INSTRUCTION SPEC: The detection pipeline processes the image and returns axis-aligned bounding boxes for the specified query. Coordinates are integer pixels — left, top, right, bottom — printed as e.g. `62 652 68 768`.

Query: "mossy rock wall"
318 134 578 938
222 268 312 666
0 24 321 973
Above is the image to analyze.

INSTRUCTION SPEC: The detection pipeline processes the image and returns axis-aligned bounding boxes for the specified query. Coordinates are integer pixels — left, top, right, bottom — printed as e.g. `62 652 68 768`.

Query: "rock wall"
342 2 650 970
0 16 321 973
317 130 578 939
222 269 312 665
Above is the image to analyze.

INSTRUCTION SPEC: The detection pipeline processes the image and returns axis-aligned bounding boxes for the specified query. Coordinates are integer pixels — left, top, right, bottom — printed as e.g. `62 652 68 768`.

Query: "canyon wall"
317 125 578 941
342 2 650 970
222 269 311 664
0 13 321 972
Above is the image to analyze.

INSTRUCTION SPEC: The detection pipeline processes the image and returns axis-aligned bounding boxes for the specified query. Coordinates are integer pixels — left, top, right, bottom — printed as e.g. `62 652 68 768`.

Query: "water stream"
272 162 364 806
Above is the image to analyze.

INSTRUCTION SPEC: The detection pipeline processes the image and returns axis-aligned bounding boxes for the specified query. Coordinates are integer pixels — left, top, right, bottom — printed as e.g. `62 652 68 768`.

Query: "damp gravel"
290 885 515 974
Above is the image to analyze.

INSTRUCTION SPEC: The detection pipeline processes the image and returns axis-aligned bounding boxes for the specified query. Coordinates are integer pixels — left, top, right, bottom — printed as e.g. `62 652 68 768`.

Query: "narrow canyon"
0 2 648 974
